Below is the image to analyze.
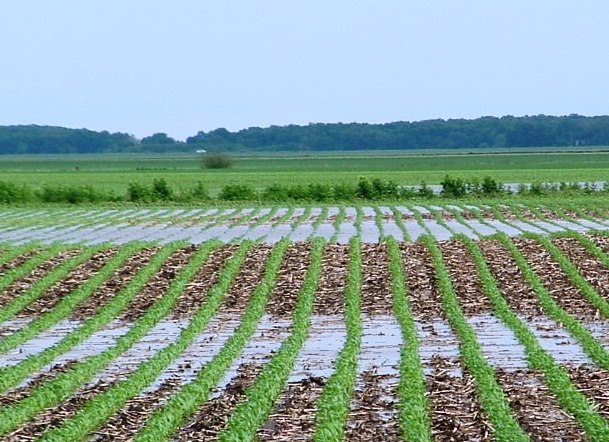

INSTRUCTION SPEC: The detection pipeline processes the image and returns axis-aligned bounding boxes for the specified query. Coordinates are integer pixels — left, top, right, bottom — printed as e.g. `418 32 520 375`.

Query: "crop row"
2 232 609 439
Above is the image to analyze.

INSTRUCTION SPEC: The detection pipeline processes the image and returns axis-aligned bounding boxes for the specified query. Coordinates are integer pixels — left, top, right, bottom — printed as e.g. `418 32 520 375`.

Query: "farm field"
2 201 609 440
2 150 609 194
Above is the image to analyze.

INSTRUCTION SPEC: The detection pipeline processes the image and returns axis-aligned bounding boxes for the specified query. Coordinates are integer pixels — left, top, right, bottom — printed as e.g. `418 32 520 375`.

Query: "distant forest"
2 115 609 154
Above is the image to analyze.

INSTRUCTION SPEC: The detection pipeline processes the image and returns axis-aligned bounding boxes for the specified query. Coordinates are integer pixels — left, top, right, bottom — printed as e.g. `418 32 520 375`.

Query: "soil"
174 363 263 441
118 246 198 322
401 243 444 319
494 368 585 441
0 250 40 276
346 368 400 442
171 244 238 318
515 237 601 321
313 244 349 315
17 249 118 317
70 247 159 320
0 249 83 308
266 242 312 317
360 244 393 316
257 376 325 442
426 355 492 442
439 240 493 315
220 245 273 312
564 364 609 420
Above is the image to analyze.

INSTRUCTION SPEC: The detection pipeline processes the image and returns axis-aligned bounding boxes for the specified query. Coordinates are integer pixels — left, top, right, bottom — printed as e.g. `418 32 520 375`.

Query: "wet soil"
494 368 585 441
564 364 609 420
174 363 263 441
426 356 492 442
171 245 238 318
17 249 118 317
346 368 400 442
401 243 444 319
554 236 609 303
257 376 325 442
515 237 601 321
70 247 159 320
91 378 182 442
0 250 40 276
590 233 609 256
439 240 493 315
313 244 348 315
0 249 83 308
360 244 393 315
221 245 273 312
266 242 312 318
118 246 198 322
479 239 547 318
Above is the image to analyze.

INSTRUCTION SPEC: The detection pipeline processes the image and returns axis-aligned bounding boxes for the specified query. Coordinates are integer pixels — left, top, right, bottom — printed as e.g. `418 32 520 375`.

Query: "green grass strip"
0 242 41 267
462 234 609 439
497 233 609 369
386 238 432 441
421 235 528 442
390 206 412 242
0 243 143 355
218 239 324 441
0 245 102 325
0 241 218 437
40 241 252 442
309 207 329 240
290 207 312 230
330 206 346 243
133 239 290 442
0 242 183 394
354 206 364 238
0 244 66 295
312 237 362 442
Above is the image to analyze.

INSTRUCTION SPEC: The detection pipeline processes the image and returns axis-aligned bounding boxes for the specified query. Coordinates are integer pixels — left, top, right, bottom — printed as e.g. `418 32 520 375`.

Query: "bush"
0 181 33 204
355 176 375 199
219 184 257 201
189 181 210 200
127 182 150 202
440 175 466 198
151 178 173 201
202 152 233 169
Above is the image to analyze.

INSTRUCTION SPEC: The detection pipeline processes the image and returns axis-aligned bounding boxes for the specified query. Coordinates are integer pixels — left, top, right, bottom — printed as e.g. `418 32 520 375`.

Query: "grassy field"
1 150 609 195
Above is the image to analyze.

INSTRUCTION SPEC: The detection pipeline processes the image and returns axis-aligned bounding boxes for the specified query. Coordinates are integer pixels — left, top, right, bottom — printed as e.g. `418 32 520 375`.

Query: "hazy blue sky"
1 1 608 140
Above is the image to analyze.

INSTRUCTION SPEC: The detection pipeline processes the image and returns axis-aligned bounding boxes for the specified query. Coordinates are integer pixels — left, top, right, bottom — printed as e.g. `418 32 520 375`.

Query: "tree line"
2 115 609 154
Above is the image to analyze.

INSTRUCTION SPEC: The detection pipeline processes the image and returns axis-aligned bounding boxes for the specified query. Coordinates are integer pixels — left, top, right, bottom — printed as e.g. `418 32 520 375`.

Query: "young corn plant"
461 234 609 439
133 239 291 442
0 243 143 355
389 206 412 242
312 237 362 442
386 238 432 442
39 241 254 442
421 235 528 442
0 242 184 394
218 238 325 441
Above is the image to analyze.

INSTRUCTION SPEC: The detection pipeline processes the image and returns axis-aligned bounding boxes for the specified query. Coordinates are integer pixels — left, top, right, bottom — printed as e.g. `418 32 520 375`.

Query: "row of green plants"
133 240 290 441
462 233 609 438
218 239 325 441
386 239 432 441
312 238 362 441
3 175 609 205
0 245 99 325
0 243 180 394
0 243 140 355
422 235 530 441
41 241 253 441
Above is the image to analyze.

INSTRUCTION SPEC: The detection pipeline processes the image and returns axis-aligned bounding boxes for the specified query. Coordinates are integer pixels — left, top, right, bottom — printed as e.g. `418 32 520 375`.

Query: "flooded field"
1 207 609 440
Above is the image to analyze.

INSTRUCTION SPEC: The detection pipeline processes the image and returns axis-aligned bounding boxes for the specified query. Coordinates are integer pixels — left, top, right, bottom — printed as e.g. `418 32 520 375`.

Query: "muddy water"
467 315 528 370
416 320 461 376
357 315 401 375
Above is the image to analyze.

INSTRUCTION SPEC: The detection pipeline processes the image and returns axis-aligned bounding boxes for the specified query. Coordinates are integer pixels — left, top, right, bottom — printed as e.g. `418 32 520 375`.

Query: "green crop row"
0 242 143 355
40 241 252 441
390 206 411 242
462 234 609 438
386 238 432 441
133 239 290 442
312 238 362 442
422 235 529 441
0 241 216 437
0 245 102 325
330 206 346 243
0 242 181 394
0 241 41 267
218 239 325 441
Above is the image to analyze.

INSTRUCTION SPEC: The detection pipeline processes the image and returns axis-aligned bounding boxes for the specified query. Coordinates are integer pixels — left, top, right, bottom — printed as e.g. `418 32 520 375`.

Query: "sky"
1 1 608 141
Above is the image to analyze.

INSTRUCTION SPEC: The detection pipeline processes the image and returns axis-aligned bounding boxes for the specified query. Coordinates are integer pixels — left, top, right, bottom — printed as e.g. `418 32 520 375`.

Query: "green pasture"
1 150 609 195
